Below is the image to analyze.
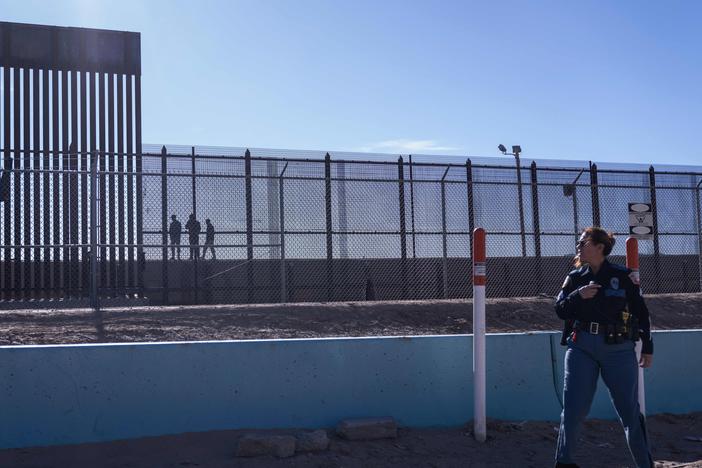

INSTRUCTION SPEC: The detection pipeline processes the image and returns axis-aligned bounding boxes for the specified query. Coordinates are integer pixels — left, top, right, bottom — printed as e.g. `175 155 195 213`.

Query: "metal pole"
649 166 659 256
338 161 348 259
696 179 702 292
565 168 585 244
572 186 579 242
441 166 450 299
514 152 526 257
466 159 475 263
648 166 660 293
472 228 487 443
161 146 169 304
90 152 98 307
324 153 333 301
530 161 542 294
192 146 199 303
625 238 646 415
409 154 416 259
590 162 601 227
279 163 288 303
398 156 407 299
245 149 253 303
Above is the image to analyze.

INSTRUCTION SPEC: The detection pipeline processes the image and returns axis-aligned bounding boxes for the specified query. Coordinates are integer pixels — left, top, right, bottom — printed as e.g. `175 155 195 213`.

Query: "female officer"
554 227 654 468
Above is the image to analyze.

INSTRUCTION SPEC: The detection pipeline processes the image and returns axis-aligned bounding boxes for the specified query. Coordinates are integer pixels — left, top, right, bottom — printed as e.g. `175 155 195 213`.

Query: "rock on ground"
296 430 329 452
336 417 398 440
235 434 296 458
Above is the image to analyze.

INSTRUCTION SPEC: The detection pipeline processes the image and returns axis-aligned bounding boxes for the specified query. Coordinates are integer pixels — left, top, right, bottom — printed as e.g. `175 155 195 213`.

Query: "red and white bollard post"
626 237 646 415
473 228 486 442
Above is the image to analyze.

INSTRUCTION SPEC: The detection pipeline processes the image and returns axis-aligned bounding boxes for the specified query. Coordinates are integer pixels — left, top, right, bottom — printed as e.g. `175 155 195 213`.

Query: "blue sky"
1 0 701 166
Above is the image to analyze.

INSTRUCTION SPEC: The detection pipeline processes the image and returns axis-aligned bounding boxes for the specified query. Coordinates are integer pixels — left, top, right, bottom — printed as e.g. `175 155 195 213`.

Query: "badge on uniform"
610 277 619 290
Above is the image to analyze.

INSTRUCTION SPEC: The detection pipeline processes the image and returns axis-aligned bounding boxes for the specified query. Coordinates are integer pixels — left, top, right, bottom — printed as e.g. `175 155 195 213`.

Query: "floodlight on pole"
497 144 526 257
563 168 586 242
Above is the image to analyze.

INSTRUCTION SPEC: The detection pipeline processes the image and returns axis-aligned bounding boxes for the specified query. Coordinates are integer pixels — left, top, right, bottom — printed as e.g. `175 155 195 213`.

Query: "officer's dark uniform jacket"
556 260 653 355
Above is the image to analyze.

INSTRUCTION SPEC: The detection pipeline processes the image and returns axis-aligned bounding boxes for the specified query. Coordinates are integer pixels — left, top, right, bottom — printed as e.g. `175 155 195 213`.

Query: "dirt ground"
1 414 701 468
2 294 701 467
1 293 701 345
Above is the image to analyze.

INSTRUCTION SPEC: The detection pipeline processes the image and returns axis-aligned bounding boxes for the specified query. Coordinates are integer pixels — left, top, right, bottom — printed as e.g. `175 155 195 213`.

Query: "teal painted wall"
1 330 700 449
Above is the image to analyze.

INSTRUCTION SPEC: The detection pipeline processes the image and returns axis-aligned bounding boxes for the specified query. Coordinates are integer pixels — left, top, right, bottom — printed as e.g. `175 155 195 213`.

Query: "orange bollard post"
472 228 486 442
626 237 646 415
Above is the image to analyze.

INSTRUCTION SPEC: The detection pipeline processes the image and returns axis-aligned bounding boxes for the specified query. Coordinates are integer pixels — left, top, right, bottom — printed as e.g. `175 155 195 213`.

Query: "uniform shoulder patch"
562 276 572 289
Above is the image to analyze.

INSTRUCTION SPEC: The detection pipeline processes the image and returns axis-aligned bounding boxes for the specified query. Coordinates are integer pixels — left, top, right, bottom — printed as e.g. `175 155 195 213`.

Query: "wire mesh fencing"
0 147 144 308
1 145 701 308
112 147 702 303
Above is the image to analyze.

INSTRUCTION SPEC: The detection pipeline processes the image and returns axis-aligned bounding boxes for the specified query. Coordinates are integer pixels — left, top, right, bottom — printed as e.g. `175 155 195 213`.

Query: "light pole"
499 144 526 257
563 168 586 244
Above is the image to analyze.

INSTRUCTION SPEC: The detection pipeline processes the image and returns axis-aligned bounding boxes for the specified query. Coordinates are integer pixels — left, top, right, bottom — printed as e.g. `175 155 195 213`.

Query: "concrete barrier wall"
1 330 701 449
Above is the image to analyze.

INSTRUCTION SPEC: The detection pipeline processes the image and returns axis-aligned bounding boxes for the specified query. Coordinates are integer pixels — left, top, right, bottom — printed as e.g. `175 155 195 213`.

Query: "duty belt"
574 320 635 344
575 320 605 335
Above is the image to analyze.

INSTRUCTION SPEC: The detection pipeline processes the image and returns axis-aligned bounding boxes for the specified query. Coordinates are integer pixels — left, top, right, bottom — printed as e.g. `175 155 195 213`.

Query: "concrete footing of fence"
1 330 701 449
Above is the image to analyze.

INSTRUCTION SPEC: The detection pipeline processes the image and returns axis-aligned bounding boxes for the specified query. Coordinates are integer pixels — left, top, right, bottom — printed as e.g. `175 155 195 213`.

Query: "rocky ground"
1 413 701 467
1 293 701 345
2 294 701 467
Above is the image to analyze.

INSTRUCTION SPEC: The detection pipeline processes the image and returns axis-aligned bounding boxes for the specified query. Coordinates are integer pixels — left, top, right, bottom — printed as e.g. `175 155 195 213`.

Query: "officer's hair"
583 227 616 255
574 227 615 267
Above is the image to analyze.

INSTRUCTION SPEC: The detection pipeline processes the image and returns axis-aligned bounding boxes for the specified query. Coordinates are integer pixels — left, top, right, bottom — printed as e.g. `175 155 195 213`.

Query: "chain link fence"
1 145 701 307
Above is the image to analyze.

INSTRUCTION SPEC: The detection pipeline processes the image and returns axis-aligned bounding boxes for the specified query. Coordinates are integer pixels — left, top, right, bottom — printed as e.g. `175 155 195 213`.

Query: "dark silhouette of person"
168 214 182 260
202 218 216 260
185 213 201 260
0 159 10 203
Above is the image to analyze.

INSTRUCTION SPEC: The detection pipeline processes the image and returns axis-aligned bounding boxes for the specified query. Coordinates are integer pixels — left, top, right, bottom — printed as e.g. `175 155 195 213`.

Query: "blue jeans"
555 331 653 468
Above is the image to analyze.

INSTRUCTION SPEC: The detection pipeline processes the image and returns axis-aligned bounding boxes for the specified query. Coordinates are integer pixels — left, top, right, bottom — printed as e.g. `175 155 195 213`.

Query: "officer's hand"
628 271 640 286
639 353 653 368
577 282 601 299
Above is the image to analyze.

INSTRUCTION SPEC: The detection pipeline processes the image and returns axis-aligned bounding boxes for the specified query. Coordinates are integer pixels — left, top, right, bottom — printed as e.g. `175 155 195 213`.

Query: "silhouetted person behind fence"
202 218 216 260
0 165 8 248
0 159 10 203
168 214 182 260
185 213 201 260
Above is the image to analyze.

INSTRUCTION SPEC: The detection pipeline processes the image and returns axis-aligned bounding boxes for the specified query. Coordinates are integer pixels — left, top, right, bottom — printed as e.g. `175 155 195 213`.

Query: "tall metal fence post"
338 161 348 259
569 171 583 244
192 146 199 303
279 163 288 302
42 70 51 297
135 75 144 298
324 153 333 301
530 161 542 294
409 154 416 260
69 141 78 297
266 160 279 301
245 149 253 303
649 165 660 293
515 155 526 257
2 69 11 299
90 151 98 307
398 156 407 299
696 179 702 292
23 68 30 299
590 162 601 227
161 146 169 304
441 166 450 299
466 159 475 266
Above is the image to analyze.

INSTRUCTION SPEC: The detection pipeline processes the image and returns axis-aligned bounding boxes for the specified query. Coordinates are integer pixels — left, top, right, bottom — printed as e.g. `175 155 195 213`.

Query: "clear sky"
1 0 701 166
